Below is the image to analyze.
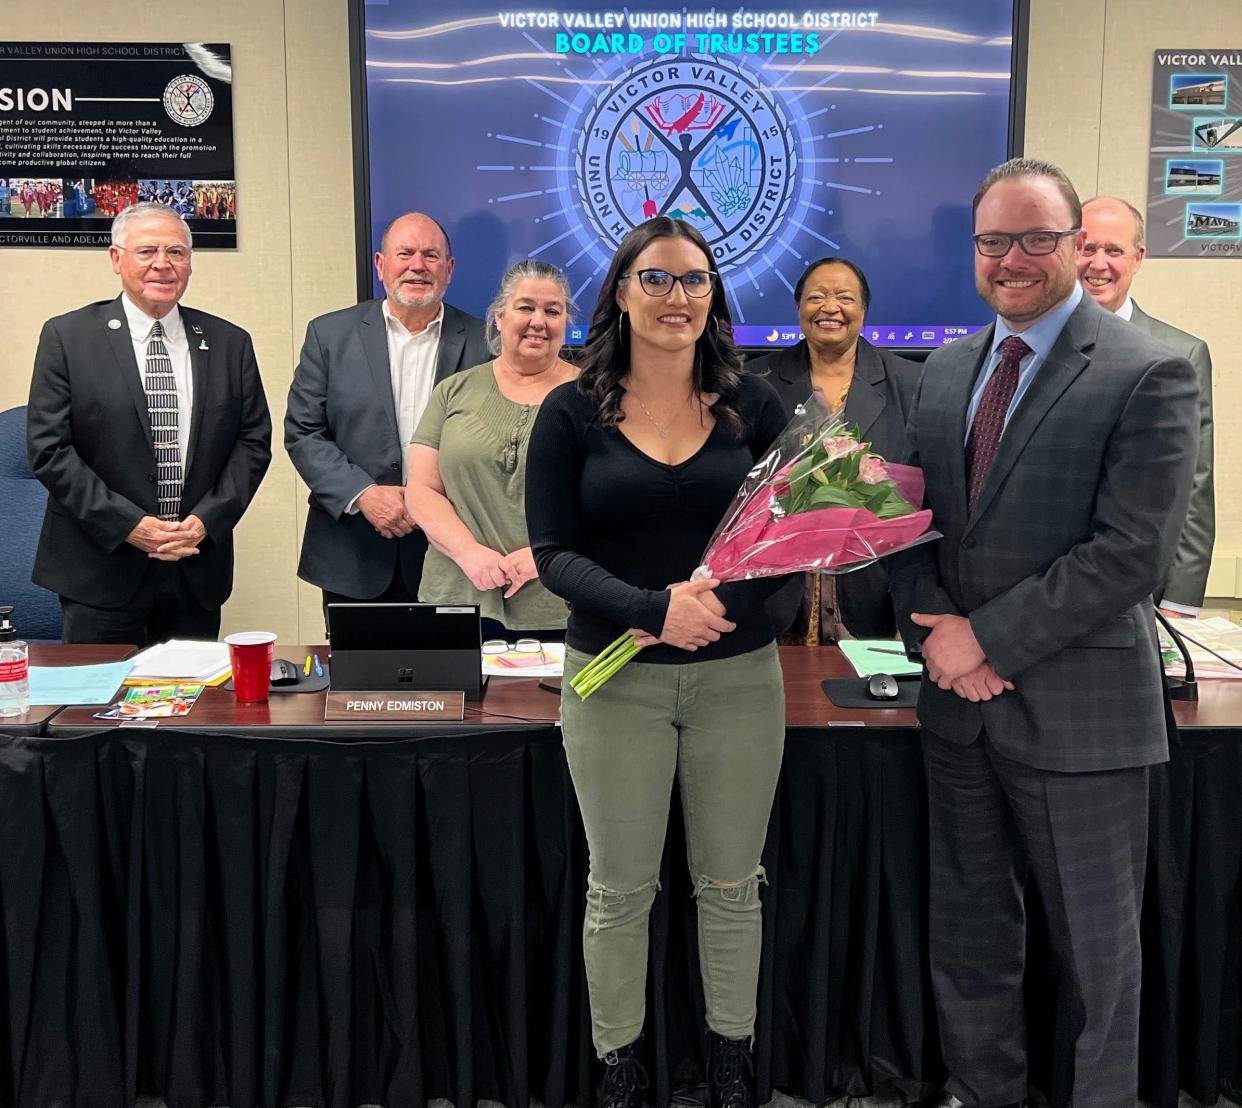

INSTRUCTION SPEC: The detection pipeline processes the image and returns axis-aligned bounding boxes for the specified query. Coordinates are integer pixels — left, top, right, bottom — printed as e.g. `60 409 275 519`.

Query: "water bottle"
0 606 31 717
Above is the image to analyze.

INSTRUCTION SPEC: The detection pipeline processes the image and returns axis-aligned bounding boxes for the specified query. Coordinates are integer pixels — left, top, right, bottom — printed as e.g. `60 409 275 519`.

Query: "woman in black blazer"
747 257 921 641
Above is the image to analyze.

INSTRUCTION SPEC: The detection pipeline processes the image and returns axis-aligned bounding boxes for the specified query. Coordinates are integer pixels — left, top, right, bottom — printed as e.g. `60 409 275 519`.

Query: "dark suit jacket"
889 295 1198 772
284 298 488 597
747 337 921 638
1129 301 1215 608
26 295 272 609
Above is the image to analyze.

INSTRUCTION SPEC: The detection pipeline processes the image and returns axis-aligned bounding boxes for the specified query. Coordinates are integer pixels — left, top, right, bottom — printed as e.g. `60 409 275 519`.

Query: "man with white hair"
26 201 271 643
1078 195 1215 613
285 211 487 614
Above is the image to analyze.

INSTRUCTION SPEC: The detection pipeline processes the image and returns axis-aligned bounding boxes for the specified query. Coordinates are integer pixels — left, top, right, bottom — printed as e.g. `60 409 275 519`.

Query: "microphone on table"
1154 607 1197 702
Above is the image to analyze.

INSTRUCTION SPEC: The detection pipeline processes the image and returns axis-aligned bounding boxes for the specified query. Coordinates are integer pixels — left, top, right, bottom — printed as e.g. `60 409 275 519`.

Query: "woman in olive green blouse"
405 260 577 637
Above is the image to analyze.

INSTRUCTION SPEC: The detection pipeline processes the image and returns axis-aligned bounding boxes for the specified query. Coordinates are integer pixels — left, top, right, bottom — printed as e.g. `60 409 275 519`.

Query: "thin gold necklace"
631 389 693 439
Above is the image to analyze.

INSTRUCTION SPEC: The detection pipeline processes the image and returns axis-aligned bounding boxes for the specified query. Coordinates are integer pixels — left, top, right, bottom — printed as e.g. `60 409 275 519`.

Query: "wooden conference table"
0 646 1237 1108
40 642 1240 733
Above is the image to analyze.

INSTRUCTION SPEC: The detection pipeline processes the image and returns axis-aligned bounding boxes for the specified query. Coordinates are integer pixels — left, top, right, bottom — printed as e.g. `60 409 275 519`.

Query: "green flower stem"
571 633 645 699
569 632 633 692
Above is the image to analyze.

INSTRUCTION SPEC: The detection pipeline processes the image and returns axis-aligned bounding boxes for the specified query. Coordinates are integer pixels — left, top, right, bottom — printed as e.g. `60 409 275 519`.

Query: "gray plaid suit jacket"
891 294 1199 772
1129 301 1215 608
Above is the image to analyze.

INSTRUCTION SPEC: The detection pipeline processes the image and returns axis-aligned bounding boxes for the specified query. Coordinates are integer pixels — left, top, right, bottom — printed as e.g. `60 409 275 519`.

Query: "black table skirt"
0 725 1237 1108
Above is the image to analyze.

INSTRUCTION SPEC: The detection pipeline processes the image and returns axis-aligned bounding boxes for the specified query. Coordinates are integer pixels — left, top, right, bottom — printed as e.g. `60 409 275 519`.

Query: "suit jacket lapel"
435 305 466 384
361 299 401 443
945 325 993 521
1129 301 1154 334
182 308 209 473
103 296 153 443
965 302 1096 532
844 339 887 441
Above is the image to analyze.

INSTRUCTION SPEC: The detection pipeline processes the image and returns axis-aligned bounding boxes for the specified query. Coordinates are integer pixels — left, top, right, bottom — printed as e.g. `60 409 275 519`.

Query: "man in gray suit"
285 212 488 612
1079 195 1215 613
892 160 1198 1108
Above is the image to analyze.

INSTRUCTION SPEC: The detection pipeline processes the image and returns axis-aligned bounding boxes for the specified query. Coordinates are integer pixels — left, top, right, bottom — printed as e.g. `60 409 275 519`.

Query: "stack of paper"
123 639 233 685
1161 615 1242 680
838 640 923 678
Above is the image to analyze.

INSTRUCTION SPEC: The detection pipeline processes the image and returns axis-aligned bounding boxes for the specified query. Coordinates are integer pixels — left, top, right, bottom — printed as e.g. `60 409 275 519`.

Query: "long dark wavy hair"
576 217 744 434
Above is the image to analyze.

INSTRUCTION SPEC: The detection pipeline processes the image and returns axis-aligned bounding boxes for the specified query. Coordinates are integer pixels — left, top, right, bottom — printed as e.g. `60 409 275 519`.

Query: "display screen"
361 2 1019 347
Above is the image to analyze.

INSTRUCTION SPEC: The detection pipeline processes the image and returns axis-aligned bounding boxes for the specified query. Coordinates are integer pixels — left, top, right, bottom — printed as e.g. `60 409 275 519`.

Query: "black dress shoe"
597 1040 649 1108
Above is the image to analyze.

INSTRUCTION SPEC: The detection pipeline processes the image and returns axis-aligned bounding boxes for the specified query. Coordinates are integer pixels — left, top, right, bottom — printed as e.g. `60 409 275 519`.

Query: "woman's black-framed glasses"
623 268 717 297
972 229 1080 257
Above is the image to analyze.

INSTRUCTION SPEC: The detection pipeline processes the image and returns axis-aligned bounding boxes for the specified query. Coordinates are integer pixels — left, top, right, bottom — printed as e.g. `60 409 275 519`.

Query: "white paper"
481 641 565 680
125 639 233 682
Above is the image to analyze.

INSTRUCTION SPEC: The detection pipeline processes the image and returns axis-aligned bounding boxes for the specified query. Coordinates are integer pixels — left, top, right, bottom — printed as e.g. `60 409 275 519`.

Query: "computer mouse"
270 658 301 686
867 673 901 700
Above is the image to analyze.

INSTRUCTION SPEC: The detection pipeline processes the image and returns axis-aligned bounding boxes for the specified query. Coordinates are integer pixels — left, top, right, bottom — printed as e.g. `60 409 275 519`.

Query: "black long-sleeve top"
525 373 790 663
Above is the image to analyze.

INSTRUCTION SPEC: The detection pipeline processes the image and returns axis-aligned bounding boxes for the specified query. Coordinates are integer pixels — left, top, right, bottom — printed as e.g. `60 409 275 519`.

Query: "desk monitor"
327 603 483 700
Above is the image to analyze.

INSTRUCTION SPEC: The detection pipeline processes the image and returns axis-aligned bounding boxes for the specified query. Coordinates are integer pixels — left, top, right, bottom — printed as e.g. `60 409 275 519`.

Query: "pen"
313 654 324 677
303 655 312 676
871 647 910 656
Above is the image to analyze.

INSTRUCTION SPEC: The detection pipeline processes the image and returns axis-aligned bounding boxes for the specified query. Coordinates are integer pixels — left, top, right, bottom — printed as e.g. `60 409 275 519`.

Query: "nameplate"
324 690 465 721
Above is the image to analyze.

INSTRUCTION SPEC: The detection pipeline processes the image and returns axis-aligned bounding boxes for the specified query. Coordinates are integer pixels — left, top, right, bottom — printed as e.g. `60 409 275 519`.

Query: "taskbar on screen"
563 324 985 347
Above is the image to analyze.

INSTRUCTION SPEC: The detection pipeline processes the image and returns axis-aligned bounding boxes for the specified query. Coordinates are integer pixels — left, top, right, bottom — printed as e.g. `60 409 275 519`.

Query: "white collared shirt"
1115 297 1135 322
965 282 1084 441
383 299 443 482
122 293 193 466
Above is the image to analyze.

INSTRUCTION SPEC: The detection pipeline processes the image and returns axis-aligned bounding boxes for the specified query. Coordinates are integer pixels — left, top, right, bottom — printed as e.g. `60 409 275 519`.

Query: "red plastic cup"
226 631 277 702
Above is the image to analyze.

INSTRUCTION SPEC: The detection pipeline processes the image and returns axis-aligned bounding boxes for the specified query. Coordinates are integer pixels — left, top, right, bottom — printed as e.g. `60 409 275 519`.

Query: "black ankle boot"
706 1031 755 1108
597 1040 649 1108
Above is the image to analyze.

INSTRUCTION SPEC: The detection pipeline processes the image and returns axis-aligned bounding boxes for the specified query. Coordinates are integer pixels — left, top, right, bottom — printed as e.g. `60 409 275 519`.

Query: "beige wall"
1 0 1238 642
0 0 356 643
1026 0 1241 598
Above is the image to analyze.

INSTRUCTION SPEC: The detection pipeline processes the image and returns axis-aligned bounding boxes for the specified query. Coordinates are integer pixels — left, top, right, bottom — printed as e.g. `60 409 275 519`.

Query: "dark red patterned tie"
965 335 1031 510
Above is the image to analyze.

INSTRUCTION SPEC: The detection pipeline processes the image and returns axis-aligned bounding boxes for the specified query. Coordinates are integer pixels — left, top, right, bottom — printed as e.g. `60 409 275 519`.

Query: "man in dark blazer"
26 202 271 645
285 212 487 611
1079 195 1215 613
891 161 1198 1108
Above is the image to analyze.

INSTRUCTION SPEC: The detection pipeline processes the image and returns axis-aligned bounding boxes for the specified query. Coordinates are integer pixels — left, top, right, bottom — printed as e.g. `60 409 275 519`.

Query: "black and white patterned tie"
144 320 183 521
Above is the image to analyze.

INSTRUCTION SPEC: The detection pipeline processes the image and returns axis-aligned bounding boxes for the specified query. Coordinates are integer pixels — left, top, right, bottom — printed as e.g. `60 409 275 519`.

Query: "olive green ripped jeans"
561 642 786 1055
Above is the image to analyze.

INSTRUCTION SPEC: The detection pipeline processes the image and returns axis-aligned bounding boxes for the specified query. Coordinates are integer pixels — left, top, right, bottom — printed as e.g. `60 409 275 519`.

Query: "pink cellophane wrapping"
692 395 939 583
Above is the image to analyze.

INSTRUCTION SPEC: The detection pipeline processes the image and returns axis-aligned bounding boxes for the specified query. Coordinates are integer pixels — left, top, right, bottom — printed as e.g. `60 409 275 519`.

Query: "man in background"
285 211 488 616
27 202 271 644
1079 195 1215 614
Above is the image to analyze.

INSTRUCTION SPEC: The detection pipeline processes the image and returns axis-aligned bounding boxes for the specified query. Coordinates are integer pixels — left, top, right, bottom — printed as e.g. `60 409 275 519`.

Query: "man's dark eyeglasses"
622 268 717 297
972 229 1081 257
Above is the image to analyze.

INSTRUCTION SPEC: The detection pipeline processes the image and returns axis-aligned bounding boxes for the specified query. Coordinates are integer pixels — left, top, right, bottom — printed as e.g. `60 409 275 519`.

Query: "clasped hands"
358 485 417 539
126 513 207 561
910 612 1014 703
457 543 539 599
628 578 735 652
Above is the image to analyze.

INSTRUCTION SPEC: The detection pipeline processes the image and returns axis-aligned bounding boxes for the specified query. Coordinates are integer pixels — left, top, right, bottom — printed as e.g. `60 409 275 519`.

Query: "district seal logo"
575 56 795 265
163 74 215 127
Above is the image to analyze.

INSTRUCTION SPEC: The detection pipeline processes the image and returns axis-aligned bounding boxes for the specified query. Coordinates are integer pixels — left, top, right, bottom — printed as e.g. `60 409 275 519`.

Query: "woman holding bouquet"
747 257 920 641
526 218 789 1108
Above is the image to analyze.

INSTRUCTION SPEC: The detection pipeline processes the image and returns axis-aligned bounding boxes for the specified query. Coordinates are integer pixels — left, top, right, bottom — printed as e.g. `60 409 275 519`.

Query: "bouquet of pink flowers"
570 394 939 699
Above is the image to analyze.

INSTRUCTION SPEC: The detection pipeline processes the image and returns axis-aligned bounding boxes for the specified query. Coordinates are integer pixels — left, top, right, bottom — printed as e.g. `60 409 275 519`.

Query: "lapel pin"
191 323 203 334
199 339 209 350
108 318 122 330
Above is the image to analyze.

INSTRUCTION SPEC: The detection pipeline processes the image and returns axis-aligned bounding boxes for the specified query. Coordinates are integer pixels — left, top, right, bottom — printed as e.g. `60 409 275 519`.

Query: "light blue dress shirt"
964 282 1083 441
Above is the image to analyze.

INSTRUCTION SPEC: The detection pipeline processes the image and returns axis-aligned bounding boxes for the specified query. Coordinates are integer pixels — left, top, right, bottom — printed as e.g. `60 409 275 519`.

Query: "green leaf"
806 484 866 510
874 492 917 519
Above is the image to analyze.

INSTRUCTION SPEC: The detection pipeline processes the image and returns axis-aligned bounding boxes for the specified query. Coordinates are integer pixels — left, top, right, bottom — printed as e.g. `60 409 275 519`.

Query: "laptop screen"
327 603 480 650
